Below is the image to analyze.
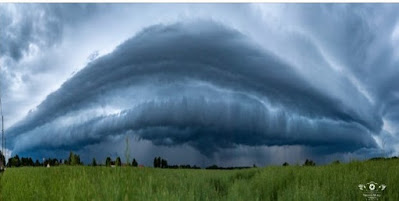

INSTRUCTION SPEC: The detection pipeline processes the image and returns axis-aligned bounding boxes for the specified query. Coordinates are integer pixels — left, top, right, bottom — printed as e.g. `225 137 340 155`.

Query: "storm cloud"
7 21 379 156
2 4 399 166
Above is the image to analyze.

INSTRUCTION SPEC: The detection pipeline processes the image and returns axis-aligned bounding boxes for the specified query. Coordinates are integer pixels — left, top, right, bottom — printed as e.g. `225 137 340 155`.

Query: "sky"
1 3 399 167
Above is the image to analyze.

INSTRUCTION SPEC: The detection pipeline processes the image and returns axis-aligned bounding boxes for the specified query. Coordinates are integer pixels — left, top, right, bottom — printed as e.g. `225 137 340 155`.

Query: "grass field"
0 159 398 201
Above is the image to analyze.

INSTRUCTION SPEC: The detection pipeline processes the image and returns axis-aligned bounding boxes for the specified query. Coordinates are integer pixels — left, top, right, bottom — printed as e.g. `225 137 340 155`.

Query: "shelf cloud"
2 4 399 165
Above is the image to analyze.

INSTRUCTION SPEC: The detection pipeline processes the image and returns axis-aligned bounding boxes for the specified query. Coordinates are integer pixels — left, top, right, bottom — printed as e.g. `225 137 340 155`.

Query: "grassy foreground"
0 160 398 201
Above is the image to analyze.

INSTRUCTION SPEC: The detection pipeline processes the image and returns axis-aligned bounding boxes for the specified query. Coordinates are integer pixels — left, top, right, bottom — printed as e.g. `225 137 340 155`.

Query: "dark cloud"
7 21 380 159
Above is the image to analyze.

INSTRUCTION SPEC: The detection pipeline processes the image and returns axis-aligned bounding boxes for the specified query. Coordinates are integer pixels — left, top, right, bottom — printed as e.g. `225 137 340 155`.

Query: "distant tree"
92 158 97 166
332 160 340 165
21 157 28 166
8 155 21 167
253 164 257 168
161 159 165 168
68 152 73 165
68 152 81 165
15 155 21 167
153 157 167 168
303 159 316 166
35 159 41 167
157 157 161 168
77 155 81 165
179 164 192 169
0 151 5 167
161 159 168 168
106 157 112 167
132 158 138 167
282 162 289 166
153 157 157 168
70 155 76 165
206 165 219 169
115 157 121 166
29 158 34 166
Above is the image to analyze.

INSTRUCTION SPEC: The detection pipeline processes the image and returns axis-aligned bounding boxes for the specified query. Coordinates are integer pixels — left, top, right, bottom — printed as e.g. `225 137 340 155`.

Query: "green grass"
0 160 398 201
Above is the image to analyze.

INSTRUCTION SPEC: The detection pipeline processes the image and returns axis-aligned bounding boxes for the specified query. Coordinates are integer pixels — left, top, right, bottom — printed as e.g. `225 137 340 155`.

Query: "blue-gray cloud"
7 21 380 158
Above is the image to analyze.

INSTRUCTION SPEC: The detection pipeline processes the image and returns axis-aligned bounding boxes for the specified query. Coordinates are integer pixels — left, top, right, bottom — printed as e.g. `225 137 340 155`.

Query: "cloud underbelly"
11 80 376 156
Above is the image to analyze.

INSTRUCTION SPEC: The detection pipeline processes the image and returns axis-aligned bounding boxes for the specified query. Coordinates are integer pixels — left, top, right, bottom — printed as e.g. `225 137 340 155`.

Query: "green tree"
161 159 168 168
7 155 21 167
76 155 81 165
15 155 21 167
68 152 81 166
29 158 34 166
153 157 157 168
115 157 121 166
68 152 73 165
105 157 112 167
0 151 5 168
35 159 40 166
157 157 161 168
92 158 97 166
132 158 138 167
303 159 316 166
71 153 77 165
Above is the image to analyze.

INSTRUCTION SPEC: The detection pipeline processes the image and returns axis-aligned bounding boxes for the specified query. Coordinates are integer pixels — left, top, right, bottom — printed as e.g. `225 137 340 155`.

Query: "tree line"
3 153 198 169
6 152 84 167
8 151 387 169
3 152 142 168
2 151 315 169
153 156 201 169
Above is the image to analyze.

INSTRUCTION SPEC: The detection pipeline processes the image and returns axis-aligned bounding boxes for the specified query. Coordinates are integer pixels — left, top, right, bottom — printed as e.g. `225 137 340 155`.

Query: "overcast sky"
1 3 399 167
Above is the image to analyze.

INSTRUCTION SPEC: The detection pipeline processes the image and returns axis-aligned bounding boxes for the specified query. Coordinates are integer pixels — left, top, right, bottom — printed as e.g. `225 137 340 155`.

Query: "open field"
0 160 398 201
